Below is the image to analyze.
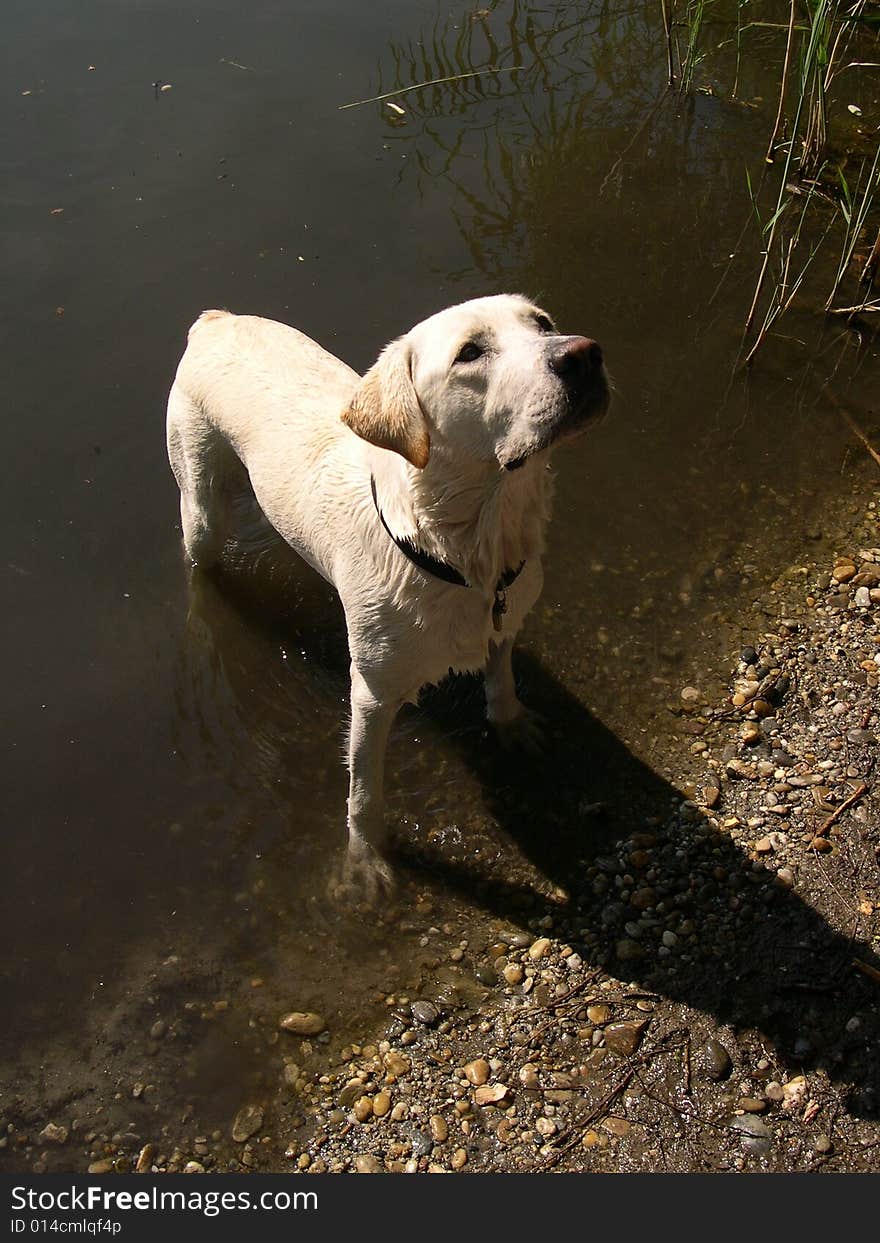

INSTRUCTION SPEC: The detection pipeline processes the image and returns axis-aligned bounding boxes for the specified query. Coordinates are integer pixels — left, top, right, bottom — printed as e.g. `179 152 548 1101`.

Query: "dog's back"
167 311 362 577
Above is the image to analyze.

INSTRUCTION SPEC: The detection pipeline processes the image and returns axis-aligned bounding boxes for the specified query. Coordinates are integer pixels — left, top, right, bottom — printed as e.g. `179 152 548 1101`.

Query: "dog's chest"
417 576 532 678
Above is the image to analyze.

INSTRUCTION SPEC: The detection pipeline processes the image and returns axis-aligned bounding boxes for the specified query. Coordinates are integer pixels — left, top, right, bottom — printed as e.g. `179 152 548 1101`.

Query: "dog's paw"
329 842 395 907
492 706 546 755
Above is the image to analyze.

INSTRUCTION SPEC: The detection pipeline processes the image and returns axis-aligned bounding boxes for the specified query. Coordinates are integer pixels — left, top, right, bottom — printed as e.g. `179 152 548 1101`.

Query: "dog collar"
369 475 524 630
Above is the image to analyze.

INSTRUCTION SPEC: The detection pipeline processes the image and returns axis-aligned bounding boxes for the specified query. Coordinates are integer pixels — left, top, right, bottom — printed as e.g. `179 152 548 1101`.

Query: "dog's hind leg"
166 385 241 569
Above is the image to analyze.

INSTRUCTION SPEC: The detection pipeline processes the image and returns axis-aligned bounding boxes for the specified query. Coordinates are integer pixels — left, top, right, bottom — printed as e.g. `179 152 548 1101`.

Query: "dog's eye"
454 342 484 364
535 315 555 334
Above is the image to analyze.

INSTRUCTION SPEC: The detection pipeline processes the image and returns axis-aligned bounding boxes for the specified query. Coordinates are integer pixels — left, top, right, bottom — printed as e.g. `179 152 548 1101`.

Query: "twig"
815 783 868 837
660 0 676 87
861 226 880 287
765 0 797 163
853 957 880 984
827 302 880 316
219 57 256 71
543 1033 687 1166
821 385 880 471
543 1066 638 1166
528 974 599 1015
338 66 523 110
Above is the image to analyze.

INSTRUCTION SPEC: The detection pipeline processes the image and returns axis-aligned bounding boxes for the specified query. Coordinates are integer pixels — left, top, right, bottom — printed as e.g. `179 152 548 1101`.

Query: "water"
2 0 877 1153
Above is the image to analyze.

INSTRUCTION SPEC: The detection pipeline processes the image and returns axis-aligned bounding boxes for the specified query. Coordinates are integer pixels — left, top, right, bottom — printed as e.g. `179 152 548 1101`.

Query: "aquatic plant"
664 0 880 358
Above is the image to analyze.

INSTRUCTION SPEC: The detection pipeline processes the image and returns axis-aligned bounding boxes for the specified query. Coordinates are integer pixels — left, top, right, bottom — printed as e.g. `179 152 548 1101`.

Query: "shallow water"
3 0 878 1140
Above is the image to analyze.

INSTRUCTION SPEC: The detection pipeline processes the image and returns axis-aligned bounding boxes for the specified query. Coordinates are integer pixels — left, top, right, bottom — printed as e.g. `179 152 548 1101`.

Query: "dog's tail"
187 308 230 340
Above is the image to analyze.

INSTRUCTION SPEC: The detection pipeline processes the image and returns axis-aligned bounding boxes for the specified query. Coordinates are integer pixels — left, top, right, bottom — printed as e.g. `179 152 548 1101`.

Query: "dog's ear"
341 340 430 469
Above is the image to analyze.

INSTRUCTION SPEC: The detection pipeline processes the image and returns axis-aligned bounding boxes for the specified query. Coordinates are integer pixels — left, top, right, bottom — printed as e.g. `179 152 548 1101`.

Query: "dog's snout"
548 336 603 381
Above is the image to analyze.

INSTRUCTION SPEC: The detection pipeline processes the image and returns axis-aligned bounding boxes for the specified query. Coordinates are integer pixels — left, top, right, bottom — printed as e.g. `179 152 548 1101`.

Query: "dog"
166 294 610 896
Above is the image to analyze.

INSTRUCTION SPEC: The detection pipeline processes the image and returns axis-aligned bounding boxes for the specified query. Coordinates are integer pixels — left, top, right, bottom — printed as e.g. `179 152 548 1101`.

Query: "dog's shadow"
180 541 880 1121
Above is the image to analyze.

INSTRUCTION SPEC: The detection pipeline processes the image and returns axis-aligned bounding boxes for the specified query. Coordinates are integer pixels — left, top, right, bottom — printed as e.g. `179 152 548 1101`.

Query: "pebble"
450 1148 468 1170
729 1113 771 1155
586 1005 611 1024
528 937 551 960
384 1051 411 1077
519 1064 539 1089
474 961 497 986
231 1105 263 1143
135 1144 155 1173
372 1092 391 1118
781 1076 807 1113
183 1161 205 1174
37 1123 68 1145
354 1154 382 1173
680 686 701 705
701 777 721 808
429 1115 448 1143
353 1097 373 1122
814 1134 833 1154
698 1038 732 1081
87 1160 114 1174
737 1098 766 1113
630 887 656 910
502 963 524 985
464 1058 490 1086
474 1083 508 1105
604 1020 648 1057
279 1012 325 1036
149 1020 167 1041
337 1081 363 1108
411 1000 440 1026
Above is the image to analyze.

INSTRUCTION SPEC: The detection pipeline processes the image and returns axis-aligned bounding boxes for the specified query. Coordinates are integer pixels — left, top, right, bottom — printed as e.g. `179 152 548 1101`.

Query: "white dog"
166 295 609 895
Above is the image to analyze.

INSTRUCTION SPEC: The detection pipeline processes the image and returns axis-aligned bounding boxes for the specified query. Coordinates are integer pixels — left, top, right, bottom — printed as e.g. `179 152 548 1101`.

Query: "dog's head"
341 294 610 471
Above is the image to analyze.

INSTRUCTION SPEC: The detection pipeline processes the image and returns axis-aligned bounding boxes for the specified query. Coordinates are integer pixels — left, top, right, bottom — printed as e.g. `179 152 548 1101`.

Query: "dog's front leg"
485 636 544 752
342 665 401 899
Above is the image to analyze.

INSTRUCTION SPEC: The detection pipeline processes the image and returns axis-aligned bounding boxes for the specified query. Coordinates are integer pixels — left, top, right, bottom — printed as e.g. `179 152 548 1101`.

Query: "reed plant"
663 0 880 358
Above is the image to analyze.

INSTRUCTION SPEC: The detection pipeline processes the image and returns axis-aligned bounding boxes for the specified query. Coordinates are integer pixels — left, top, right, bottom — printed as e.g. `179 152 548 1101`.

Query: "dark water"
3 0 878 1131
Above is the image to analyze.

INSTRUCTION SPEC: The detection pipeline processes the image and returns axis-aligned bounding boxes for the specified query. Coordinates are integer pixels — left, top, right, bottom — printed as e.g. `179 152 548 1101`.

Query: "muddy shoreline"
2 458 879 1176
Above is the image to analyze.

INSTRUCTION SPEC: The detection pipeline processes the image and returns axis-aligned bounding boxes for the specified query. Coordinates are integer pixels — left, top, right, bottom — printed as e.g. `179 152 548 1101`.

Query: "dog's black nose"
548 336 603 381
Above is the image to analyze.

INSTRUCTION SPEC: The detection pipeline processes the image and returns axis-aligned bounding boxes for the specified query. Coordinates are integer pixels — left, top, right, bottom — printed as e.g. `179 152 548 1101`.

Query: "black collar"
369 475 525 626
371 474 468 587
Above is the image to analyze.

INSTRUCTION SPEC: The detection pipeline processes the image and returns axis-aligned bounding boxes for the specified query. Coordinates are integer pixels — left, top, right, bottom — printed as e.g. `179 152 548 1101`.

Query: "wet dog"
166 295 610 895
